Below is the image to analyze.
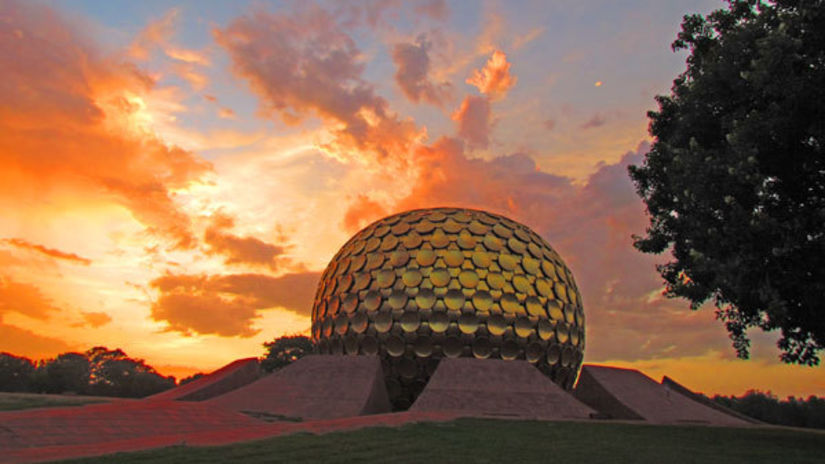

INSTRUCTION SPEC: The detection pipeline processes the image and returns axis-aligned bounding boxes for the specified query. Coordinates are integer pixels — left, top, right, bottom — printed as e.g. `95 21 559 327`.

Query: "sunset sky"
1 0 822 397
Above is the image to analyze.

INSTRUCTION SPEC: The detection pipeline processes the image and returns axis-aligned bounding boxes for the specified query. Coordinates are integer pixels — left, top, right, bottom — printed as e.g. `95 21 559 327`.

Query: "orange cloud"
2 238 92 265
80 311 112 328
0 323 72 360
0 1 212 249
452 96 492 149
343 194 388 233
150 272 321 337
392 35 451 106
215 6 424 162
0 276 58 320
466 50 517 100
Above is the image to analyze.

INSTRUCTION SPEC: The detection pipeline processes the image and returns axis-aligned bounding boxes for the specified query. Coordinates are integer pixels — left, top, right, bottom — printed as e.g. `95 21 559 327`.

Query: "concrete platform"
206 355 392 420
661 375 762 424
148 357 261 402
409 358 595 420
574 365 753 426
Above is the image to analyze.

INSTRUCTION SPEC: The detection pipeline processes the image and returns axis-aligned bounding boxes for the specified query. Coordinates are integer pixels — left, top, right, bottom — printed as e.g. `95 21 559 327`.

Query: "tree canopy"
261 335 314 372
629 0 825 364
0 348 175 397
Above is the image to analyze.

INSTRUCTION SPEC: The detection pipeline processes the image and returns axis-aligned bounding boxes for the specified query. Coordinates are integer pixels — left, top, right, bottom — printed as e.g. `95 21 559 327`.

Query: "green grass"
57 418 825 464
0 392 109 411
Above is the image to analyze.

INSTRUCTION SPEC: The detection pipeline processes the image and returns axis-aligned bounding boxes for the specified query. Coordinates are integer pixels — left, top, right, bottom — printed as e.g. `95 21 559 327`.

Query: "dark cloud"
391 35 451 106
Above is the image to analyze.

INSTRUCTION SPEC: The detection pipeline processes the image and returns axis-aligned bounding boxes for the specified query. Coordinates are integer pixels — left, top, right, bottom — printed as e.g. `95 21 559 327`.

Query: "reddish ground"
0 400 458 464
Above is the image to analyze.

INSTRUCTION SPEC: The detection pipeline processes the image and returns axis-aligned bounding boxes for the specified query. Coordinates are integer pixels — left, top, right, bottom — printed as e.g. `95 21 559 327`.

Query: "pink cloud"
466 50 517 100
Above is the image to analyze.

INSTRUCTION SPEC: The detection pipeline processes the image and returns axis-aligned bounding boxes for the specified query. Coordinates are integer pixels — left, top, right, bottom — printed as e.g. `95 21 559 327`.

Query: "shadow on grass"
56 418 825 464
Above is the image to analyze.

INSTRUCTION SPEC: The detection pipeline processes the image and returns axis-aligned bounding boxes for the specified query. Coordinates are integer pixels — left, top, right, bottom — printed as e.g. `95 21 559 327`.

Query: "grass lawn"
0 392 110 411
58 418 825 464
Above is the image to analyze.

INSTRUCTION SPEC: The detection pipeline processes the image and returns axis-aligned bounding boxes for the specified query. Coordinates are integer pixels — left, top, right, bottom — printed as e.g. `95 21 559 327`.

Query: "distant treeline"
712 391 825 429
0 348 202 398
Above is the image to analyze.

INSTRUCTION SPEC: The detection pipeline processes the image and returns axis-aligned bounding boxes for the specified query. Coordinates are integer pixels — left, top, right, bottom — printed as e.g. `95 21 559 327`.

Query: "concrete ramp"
409 358 595 420
206 355 392 420
574 365 753 426
148 358 260 402
661 376 761 424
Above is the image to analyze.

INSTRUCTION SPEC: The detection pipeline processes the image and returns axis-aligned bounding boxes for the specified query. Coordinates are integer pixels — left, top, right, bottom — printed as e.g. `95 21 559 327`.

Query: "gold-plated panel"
402 232 423 249
507 237 526 254
457 231 476 249
468 220 489 235
429 311 449 333
486 272 506 289
431 229 449 248
350 254 366 272
414 336 433 357
525 296 544 317
458 270 479 288
522 256 540 275
391 222 410 235
374 312 392 333
444 289 465 310
363 290 382 311
430 268 450 287
366 252 384 271
361 336 378 355
535 278 553 298
472 250 492 268
492 223 513 238
400 311 420 332
374 225 391 238
483 233 503 251
381 234 398 251
542 260 558 279
416 249 436 267
376 269 396 288
554 282 569 303
514 316 534 338
471 291 493 311
415 220 435 233
351 312 368 333
512 275 531 294
487 314 507 335
547 299 564 321
402 269 423 287
537 319 555 340
526 342 543 363
458 313 479 334
386 335 405 357
443 336 463 358
472 337 492 359
498 254 517 271
415 288 436 309
389 289 408 310
365 237 381 253
500 293 523 314
443 250 464 267
501 340 519 360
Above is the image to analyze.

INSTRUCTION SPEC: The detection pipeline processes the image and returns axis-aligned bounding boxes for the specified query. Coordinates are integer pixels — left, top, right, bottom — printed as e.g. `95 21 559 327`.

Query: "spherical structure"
311 208 585 409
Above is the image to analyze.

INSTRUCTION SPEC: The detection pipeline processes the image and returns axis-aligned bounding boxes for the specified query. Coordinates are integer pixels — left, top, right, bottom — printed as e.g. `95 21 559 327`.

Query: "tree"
0 353 35 392
84 346 174 397
629 0 825 365
261 335 314 372
36 352 91 394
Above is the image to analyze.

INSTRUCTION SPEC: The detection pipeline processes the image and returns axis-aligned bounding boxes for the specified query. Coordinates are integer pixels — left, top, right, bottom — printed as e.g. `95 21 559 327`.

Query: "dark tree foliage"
84 347 175 398
0 352 35 392
180 373 205 386
629 0 825 364
713 390 825 429
261 335 315 373
0 348 174 397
